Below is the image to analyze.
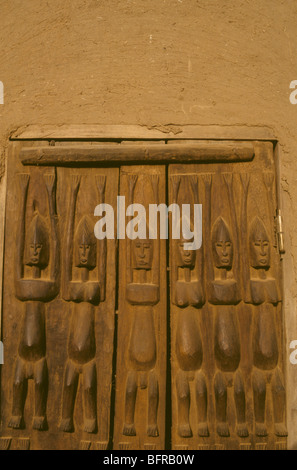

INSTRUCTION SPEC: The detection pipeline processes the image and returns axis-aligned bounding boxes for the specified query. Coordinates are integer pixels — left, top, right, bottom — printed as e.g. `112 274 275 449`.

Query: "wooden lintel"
20 141 254 166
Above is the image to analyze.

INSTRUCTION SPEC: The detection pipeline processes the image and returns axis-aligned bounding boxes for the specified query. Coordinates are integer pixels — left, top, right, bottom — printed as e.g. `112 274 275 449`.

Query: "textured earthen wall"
1 0 297 448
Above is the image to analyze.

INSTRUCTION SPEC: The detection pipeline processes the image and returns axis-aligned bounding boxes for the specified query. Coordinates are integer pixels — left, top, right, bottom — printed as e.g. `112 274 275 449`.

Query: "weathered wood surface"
0 143 117 449
113 166 167 450
11 125 275 142
19 142 254 166
169 141 287 450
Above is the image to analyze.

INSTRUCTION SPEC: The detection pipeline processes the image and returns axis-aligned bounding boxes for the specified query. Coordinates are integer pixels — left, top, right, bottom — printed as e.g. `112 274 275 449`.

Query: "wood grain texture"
11 125 275 141
113 166 167 450
169 141 287 450
0 143 117 449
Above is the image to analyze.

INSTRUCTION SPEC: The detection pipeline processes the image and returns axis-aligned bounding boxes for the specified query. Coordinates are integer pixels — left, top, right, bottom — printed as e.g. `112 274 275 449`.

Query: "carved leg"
272 368 288 437
33 358 48 430
8 357 27 429
123 370 137 436
195 371 209 437
234 371 248 437
176 369 192 438
214 371 229 437
147 370 159 437
83 360 97 433
60 360 79 433
252 369 267 436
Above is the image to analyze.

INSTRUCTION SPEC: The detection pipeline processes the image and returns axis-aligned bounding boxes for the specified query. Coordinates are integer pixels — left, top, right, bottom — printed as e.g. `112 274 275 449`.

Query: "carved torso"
66 281 101 304
126 283 159 306
174 281 204 308
209 278 240 305
250 277 280 305
68 302 96 364
15 279 59 302
18 301 46 361
128 305 157 371
175 308 202 371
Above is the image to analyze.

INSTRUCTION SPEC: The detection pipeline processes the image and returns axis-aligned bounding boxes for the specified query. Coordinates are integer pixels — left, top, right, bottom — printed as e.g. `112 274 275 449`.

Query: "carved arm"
202 174 214 283
62 175 81 297
126 174 138 284
222 173 240 281
95 175 107 301
44 172 60 283
240 173 251 301
15 174 30 281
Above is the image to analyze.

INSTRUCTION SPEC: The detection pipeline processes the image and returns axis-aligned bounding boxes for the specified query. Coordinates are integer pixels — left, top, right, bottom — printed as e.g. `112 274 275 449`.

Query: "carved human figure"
123 174 160 438
9 172 59 430
203 173 248 438
171 175 208 438
60 175 106 434
241 172 287 438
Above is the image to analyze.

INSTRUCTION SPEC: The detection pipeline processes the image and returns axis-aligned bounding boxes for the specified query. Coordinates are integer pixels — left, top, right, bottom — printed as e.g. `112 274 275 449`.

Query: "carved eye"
225 242 231 247
263 241 269 247
254 242 261 247
216 243 223 247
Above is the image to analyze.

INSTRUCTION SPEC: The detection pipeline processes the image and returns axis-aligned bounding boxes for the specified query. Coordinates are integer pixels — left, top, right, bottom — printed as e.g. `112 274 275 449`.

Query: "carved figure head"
132 237 154 270
26 212 50 268
211 217 233 269
74 216 97 269
176 218 196 268
249 216 270 269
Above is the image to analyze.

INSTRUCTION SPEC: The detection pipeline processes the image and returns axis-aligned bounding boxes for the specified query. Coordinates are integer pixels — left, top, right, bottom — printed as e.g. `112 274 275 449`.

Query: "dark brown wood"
19 142 254 166
113 166 167 450
0 148 118 449
0 139 286 450
169 141 287 450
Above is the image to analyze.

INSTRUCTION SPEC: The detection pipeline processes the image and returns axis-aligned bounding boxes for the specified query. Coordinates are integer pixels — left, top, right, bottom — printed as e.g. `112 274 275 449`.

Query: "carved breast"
250 278 280 305
174 281 205 308
15 279 59 302
68 281 101 304
126 283 159 306
209 279 240 305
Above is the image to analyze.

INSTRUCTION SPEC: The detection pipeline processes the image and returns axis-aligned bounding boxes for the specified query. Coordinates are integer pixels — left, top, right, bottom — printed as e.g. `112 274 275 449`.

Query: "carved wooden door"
114 166 167 451
0 148 118 450
169 142 287 451
0 140 287 450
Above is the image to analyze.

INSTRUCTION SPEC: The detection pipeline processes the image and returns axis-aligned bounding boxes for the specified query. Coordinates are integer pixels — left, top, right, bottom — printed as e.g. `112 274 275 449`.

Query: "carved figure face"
29 243 43 265
132 239 153 270
249 217 270 269
26 212 49 268
212 217 233 269
177 239 196 268
74 216 97 269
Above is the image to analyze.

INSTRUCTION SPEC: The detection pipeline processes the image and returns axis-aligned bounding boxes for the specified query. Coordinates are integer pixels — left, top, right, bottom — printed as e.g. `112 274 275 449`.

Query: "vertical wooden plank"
114 165 167 450
169 141 287 450
0 143 118 449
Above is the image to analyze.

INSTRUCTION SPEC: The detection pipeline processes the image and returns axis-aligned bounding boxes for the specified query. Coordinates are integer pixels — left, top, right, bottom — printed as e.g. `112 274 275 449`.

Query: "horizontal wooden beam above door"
19 141 254 166
10 124 275 141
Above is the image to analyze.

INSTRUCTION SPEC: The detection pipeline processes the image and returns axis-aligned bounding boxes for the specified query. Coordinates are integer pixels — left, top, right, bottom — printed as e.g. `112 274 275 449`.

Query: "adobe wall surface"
1 0 297 448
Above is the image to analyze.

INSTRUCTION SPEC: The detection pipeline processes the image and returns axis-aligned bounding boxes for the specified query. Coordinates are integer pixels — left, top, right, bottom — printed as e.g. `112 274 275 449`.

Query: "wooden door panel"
0 145 118 450
113 166 167 450
169 142 287 450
